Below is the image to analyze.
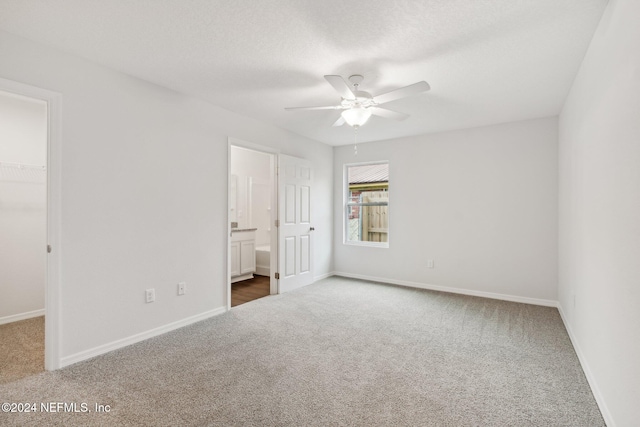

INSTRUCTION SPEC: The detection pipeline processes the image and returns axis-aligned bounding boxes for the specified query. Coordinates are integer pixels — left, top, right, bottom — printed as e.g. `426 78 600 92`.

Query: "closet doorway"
0 78 61 372
0 89 47 381
228 141 277 308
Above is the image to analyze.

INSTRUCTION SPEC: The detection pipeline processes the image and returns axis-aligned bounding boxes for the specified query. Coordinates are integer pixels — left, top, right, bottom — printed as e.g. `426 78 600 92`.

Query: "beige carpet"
0 278 604 426
0 316 44 384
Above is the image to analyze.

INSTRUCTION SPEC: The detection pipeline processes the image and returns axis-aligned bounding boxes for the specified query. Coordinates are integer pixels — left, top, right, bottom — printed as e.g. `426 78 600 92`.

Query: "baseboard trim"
333 272 558 307
0 309 45 325
255 266 270 276
60 307 227 368
314 271 335 282
557 304 615 427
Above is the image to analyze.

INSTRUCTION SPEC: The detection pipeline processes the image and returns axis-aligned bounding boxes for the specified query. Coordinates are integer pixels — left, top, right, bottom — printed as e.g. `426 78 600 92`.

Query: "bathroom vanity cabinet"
230 229 256 283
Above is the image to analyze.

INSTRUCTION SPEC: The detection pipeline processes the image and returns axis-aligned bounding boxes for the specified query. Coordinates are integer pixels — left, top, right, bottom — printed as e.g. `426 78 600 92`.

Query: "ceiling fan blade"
369 107 410 121
324 75 355 99
374 81 430 105
332 116 346 127
285 105 341 111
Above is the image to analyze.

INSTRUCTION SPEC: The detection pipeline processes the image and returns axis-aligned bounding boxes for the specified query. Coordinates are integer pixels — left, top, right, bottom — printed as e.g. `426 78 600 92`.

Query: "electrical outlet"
427 259 434 269
178 282 186 296
145 288 155 303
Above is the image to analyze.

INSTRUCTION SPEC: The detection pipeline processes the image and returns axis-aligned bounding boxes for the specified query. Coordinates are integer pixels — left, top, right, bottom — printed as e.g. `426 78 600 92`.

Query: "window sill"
343 241 389 249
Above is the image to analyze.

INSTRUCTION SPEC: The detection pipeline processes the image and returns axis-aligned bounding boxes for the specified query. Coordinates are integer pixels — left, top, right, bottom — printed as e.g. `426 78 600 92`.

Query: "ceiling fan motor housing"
348 74 365 85
342 90 375 108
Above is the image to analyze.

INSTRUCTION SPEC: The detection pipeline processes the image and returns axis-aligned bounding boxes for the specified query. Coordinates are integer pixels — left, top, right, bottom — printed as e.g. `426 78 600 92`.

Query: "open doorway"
0 89 47 381
228 143 277 307
0 77 61 372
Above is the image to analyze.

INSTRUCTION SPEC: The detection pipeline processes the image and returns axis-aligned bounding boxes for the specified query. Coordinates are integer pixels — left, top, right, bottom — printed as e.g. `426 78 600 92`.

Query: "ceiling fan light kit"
285 74 430 129
341 105 372 127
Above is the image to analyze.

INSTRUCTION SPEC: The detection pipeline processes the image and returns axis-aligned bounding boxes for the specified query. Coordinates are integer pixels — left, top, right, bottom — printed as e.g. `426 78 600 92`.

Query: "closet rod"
0 161 46 170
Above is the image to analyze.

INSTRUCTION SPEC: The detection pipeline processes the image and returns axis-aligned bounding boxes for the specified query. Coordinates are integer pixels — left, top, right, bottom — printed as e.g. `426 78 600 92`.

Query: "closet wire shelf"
0 161 46 184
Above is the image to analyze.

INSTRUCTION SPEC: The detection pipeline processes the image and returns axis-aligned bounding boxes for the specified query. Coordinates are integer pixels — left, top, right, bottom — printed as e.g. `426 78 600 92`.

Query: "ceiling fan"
285 75 430 128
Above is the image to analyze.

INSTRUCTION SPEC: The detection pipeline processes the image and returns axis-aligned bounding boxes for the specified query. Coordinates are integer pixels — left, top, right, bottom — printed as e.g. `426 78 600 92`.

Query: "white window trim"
343 161 389 248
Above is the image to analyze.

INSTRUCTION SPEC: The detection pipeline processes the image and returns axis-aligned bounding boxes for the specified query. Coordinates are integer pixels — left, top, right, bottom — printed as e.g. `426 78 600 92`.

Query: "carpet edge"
333 271 558 307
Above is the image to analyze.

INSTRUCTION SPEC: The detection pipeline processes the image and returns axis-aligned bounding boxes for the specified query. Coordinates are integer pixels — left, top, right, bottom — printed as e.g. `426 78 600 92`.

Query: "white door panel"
285 236 296 277
300 235 310 273
300 186 310 224
278 154 314 292
285 184 296 224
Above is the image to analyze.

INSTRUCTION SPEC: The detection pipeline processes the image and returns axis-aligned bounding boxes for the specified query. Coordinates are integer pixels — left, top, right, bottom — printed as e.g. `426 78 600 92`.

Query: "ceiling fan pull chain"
354 126 358 156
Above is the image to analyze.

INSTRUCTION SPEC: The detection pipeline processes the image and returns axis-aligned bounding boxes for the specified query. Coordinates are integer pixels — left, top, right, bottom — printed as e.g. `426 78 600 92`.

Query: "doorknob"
309 227 315 231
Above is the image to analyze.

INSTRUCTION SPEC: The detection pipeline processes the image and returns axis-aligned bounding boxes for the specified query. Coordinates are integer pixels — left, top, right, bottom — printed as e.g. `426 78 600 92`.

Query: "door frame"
0 77 62 370
227 138 279 309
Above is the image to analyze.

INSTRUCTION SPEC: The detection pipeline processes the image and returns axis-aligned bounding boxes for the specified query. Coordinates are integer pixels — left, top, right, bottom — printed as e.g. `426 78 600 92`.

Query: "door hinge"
47 244 52 253
275 272 280 279
275 219 280 227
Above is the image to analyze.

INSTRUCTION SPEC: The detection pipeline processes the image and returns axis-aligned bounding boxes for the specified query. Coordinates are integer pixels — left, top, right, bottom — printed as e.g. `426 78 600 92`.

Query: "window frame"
343 161 390 248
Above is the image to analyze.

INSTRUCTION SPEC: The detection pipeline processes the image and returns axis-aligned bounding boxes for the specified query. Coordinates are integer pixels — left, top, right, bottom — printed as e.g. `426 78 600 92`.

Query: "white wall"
0 90 47 164
334 117 558 303
558 0 640 424
0 91 47 322
0 30 332 362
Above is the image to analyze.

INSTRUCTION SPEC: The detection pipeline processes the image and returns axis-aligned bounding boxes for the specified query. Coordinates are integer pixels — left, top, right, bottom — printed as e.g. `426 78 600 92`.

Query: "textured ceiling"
0 0 608 146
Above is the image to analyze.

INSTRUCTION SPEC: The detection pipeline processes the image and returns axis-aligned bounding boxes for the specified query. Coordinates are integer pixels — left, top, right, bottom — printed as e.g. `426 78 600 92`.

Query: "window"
345 162 389 247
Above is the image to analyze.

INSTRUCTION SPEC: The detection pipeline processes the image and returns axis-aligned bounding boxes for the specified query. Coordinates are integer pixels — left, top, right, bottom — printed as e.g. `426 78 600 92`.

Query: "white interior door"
277 154 314 293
